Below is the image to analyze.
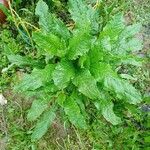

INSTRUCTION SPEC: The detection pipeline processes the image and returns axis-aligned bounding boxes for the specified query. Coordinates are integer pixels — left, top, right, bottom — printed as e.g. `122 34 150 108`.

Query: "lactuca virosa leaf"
120 57 142 67
90 62 115 82
35 0 70 40
119 23 142 39
63 93 87 129
33 32 67 57
73 69 100 100
68 29 92 60
15 64 55 91
104 76 142 104
52 60 75 89
68 0 99 32
56 92 66 107
31 107 56 141
27 93 53 121
7 54 43 68
117 37 143 54
99 14 142 56
100 100 121 125
100 13 125 41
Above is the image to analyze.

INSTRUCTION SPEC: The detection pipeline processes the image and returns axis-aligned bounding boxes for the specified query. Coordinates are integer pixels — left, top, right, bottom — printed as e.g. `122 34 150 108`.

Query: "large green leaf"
78 55 90 69
68 29 92 60
31 107 56 141
98 13 125 55
73 69 100 100
100 36 112 52
33 32 66 57
89 45 104 64
52 60 75 89
35 0 50 32
35 0 70 40
104 76 142 104
121 57 142 67
100 100 121 125
16 64 55 91
7 54 43 68
90 62 115 82
116 37 143 55
101 13 125 41
27 94 53 121
68 0 99 31
99 14 142 56
56 92 66 107
63 94 87 129
119 23 142 39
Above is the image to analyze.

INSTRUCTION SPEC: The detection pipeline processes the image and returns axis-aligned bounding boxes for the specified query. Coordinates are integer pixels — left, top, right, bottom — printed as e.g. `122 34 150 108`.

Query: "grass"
0 0 150 149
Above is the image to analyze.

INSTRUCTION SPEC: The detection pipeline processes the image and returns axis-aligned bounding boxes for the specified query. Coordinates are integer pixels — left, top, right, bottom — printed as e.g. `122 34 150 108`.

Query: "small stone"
0 94 7 106
140 104 150 112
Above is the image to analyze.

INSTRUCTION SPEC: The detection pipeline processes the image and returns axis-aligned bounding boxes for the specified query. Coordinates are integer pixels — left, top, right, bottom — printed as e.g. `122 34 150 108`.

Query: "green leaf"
68 0 99 31
120 57 142 67
99 15 142 56
52 60 75 89
120 74 137 81
7 55 43 68
73 69 100 100
63 94 87 129
56 92 87 129
90 62 115 82
120 23 142 39
27 91 53 121
27 100 48 122
100 36 112 52
104 76 142 104
68 29 91 60
100 100 121 125
35 0 70 39
33 32 66 57
56 92 66 107
16 64 55 91
89 45 104 64
101 13 125 41
69 0 89 26
35 0 50 32
116 37 143 55
31 107 56 141
78 55 91 70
